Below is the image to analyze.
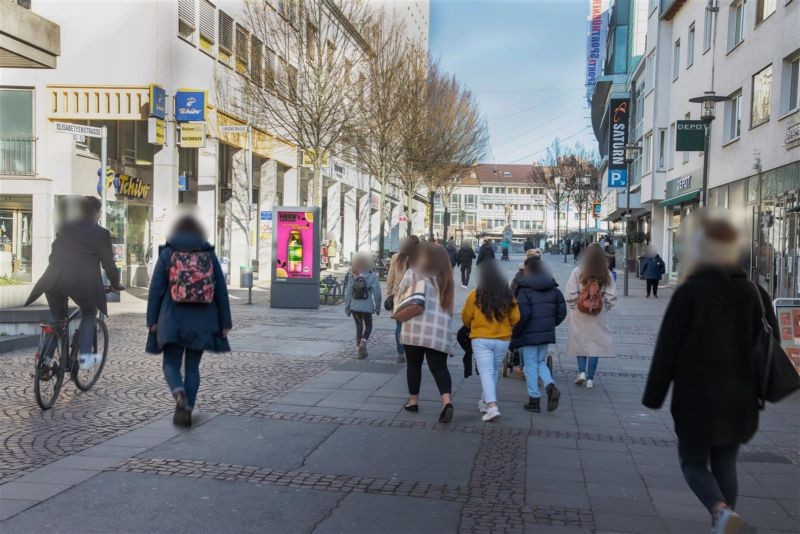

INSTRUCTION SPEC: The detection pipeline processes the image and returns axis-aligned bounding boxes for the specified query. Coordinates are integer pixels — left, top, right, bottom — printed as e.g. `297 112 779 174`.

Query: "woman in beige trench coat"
565 243 617 388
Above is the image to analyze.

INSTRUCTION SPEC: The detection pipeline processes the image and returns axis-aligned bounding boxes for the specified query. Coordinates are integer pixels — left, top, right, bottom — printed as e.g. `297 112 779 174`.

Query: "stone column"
283 167 300 206
196 140 217 246
357 191 371 252
342 187 357 257
257 159 279 284
151 121 179 246
326 180 341 245
225 147 251 287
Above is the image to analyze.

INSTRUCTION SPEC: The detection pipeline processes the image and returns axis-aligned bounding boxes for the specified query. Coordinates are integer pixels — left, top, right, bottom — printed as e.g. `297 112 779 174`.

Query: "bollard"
240 265 254 305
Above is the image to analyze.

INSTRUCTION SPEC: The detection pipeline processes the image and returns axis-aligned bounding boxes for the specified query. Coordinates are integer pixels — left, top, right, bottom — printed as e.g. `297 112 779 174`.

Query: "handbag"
384 294 394 312
392 274 426 323
749 282 800 409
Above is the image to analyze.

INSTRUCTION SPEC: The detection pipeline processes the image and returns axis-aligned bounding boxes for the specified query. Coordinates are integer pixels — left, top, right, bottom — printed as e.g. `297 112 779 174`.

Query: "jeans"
404 345 451 395
162 344 204 410
646 279 659 297
352 312 373 343
394 320 404 354
460 265 471 286
472 338 510 404
611 269 617 282
679 441 740 512
520 345 554 399
576 356 599 379
46 292 97 355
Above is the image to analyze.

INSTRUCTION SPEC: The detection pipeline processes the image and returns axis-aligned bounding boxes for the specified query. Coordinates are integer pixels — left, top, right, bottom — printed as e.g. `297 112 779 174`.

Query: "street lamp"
622 143 641 297
689 91 726 207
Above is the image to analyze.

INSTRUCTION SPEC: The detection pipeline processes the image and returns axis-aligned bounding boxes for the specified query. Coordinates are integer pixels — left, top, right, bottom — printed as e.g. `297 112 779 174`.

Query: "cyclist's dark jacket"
146 232 232 354
26 218 120 316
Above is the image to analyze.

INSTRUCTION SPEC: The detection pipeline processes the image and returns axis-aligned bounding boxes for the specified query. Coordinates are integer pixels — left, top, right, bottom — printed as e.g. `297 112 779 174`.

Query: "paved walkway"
0 255 797 533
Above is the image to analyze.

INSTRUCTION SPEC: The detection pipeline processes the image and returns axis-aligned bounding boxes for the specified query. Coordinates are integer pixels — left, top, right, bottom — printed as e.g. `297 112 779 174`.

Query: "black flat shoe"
439 403 454 423
403 403 419 412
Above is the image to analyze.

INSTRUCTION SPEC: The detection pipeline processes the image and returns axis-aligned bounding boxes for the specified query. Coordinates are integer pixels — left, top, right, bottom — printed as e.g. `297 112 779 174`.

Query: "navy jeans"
576 356 599 379
162 344 203 410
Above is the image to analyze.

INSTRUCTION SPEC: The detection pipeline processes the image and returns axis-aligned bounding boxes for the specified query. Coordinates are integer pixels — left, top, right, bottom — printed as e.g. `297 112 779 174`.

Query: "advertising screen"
274 210 315 280
777 304 800 373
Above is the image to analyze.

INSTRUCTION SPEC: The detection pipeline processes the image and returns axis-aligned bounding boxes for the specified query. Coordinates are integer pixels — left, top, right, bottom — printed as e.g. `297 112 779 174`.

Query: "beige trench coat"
564 267 617 357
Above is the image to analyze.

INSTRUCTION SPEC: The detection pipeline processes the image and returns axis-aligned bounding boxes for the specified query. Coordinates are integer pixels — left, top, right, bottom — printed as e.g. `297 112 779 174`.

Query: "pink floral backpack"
168 251 215 304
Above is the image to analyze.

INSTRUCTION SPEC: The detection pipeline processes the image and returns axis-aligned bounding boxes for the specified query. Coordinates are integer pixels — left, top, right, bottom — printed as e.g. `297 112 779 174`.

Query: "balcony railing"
0 134 35 176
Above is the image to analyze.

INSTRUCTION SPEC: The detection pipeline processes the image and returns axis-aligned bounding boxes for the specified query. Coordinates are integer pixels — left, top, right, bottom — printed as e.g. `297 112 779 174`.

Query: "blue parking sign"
608 169 627 188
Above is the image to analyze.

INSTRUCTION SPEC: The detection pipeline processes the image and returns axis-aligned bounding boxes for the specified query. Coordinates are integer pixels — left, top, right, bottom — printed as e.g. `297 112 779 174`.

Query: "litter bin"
240 265 254 304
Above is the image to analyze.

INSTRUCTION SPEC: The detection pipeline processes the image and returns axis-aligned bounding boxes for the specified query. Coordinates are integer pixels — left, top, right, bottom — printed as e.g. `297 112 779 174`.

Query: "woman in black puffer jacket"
510 257 567 413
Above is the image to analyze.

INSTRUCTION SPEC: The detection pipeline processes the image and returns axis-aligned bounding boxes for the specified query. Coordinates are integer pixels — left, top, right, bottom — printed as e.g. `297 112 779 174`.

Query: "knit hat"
678 208 741 282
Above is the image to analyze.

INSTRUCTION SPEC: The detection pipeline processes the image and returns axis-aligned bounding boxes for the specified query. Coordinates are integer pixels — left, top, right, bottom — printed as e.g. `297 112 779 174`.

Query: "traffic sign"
220 125 248 133
54 122 103 138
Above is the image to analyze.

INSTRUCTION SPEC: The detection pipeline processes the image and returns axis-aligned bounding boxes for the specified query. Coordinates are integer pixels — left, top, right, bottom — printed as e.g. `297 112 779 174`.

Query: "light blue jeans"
520 345 554 399
577 356 599 379
472 338 510 404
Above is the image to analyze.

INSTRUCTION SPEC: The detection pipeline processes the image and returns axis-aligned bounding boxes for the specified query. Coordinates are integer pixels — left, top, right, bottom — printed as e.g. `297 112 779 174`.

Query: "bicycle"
33 294 114 410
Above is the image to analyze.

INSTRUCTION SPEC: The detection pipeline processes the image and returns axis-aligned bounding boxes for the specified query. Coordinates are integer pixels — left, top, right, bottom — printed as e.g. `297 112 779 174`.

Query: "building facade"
0 0 429 286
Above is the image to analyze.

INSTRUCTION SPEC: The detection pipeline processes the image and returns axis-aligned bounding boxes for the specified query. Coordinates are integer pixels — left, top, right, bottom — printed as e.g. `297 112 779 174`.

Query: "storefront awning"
659 190 699 208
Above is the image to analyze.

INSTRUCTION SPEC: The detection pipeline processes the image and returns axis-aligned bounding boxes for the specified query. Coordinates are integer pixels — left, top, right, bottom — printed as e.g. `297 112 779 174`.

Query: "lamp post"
623 143 641 297
689 91 726 207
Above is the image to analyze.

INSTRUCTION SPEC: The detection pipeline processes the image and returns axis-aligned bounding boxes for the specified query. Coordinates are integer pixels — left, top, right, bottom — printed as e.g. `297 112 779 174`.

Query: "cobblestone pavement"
1 255 798 533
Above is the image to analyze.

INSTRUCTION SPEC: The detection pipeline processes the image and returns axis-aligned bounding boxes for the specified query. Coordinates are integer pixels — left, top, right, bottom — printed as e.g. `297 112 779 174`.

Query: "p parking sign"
608 169 627 188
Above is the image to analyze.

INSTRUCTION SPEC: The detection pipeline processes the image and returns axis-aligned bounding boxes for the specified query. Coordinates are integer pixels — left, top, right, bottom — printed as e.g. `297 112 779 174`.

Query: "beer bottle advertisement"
274 211 315 279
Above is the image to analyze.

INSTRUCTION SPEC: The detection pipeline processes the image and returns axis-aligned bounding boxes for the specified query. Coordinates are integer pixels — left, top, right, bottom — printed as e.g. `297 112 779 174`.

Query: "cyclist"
26 195 123 370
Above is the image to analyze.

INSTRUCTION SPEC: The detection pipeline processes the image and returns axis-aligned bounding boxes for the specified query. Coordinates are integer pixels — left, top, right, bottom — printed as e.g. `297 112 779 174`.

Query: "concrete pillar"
151 121 179 246
412 200 425 237
326 180 341 246
370 199 380 253
283 167 300 205
227 148 250 287
390 202 402 251
196 141 217 246
357 191 371 252
342 187 357 257
31 191 52 281
257 159 279 284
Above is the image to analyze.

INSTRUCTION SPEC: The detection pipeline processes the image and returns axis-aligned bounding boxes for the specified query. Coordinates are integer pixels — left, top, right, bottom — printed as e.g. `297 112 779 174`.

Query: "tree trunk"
443 205 450 242
314 163 324 229
378 179 387 259
407 188 415 236
427 190 435 239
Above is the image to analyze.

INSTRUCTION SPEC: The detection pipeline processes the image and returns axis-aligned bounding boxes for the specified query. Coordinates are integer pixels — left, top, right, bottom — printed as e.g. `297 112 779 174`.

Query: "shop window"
724 91 742 142
134 121 153 166
178 0 196 43
179 147 199 205
199 0 216 54
780 52 800 115
751 65 772 128
218 10 233 65
0 88 35 176
755 0 776 25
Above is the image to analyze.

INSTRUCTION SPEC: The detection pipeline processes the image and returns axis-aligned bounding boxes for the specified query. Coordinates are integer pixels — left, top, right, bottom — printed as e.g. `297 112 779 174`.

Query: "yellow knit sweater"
461 290 520 340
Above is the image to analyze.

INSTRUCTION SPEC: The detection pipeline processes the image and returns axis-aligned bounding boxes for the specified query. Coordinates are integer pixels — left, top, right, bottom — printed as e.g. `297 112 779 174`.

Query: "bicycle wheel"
34 330 65 410
72 319 109 391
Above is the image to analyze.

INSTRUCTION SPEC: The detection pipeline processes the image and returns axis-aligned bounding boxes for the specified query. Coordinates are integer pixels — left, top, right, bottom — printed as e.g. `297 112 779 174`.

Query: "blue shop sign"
175 90 205 122
178 174 189 192
149 84 166 119
608 168 627 188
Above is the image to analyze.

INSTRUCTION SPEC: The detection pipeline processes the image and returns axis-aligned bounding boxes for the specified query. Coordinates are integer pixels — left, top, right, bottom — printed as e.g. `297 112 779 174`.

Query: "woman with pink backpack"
565 243 616 389
146 215 232 427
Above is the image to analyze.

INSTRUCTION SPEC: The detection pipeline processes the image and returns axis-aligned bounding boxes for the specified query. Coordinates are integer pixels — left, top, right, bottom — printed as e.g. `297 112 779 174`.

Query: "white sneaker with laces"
574 372 586 385
478 400 488 413
713 507 743 534
78 353 99 370
482 406 501 422
585 379 594 389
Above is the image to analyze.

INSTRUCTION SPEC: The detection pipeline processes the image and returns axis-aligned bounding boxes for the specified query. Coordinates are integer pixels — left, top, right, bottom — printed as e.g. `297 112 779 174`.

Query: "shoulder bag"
392 273 426 322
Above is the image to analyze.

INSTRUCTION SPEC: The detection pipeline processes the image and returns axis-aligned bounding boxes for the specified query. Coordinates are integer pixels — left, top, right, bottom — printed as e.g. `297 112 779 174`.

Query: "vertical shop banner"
777 304 800 373
273 211 315 280
607 98 629 188
585 0 608 104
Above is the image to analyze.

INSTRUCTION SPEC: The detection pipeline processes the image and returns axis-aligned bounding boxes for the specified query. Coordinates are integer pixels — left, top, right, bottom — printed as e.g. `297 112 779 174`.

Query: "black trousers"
46 292 97 355
460 265 471 286
404 345 452 396
679 441 739 512
352 312 373 343
646 279 660 297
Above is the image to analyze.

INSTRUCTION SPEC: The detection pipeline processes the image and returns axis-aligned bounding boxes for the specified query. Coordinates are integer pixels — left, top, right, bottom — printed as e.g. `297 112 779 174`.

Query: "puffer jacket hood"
517 272 558 292
511 274 567 349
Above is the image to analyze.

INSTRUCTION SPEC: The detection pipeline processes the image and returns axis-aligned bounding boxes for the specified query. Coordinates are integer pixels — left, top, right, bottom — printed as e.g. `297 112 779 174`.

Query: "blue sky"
429 0 596 165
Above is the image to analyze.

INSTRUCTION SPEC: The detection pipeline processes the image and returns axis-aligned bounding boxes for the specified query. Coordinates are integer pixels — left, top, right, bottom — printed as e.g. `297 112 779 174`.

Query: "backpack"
351 275 369 300
168 251 215 304
577 279 603 315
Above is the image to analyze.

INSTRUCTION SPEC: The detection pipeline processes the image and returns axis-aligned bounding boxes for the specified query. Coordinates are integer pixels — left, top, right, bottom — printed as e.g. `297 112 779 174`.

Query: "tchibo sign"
175 90 205 122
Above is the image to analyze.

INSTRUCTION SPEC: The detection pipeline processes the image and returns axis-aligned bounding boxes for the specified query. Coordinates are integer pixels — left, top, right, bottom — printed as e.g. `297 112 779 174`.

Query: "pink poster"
274 211 315 280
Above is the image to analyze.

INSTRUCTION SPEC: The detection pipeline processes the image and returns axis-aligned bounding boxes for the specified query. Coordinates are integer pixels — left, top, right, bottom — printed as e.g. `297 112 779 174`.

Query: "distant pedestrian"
345 253 382 359
396 242 455 423
461 260 520 421
640 247 666 297
146 215 232 427
327 237 339 269
500 239 510 262
642 213 780 534
565 243 616 389
445 238 459 268
572 241 582 263
476 239 495 266
386 236 420 364
523 237 534 252
605 244 617 282
458 240 477 288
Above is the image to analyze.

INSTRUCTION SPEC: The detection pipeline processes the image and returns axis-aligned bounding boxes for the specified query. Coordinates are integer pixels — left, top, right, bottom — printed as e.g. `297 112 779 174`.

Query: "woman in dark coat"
642 214 778 534
147 215 232 426
457 241 477 288
640 247 666 297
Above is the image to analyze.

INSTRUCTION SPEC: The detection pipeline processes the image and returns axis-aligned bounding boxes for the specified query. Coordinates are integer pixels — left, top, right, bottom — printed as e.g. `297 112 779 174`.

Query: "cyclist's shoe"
78 353 99 370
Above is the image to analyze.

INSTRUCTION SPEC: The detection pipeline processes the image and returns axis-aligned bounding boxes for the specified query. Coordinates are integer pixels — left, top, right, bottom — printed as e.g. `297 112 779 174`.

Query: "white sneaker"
461 284 467 289
713 507 743 534
574 372 586 386
78 353 99 370
482 406 501 422
585 379 594 389
478 400 488 413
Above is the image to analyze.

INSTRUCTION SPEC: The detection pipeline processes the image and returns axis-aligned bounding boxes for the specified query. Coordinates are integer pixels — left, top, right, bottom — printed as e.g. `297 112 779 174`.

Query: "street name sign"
220 125 248 133
54 122 102 138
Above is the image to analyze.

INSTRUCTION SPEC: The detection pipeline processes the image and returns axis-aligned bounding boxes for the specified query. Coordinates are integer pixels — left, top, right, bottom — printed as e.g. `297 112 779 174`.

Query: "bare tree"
528 140 568 244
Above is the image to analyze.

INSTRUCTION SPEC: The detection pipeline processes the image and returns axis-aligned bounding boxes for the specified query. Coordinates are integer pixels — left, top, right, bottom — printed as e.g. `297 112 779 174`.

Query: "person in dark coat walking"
640 247 666 297
458 240 477 288
476 240 495 266
523 237 534 252
445 239 459 268
642 213 777 534
26 196 123 370
146 215 232 427
511 256 567 412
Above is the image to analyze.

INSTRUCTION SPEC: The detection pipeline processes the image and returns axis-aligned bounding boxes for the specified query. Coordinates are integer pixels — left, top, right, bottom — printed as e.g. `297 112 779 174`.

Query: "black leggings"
646 279 660 297
404 345 452 396
460 265 471 286
352 312 372 343
679 441 739 512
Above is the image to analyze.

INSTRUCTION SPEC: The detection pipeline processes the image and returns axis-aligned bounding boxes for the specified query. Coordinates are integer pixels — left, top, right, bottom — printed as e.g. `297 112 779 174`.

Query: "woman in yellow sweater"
462 260 520 421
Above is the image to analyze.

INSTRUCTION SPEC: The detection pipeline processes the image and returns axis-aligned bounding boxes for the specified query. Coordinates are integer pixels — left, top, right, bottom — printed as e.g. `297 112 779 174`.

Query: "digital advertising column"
270 207 321 309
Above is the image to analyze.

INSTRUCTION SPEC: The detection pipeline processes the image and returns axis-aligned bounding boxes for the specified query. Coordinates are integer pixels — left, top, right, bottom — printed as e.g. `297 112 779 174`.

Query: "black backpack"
352 275 369 300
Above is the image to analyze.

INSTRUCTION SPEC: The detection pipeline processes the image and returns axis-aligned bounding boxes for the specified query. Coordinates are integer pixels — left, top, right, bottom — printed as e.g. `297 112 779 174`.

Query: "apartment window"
433 213 442 225
727 0 745 51
687 23 695 67
0 88 34 175
178 0 196 42
464 213 476 225
657 128 667 170
235 25 249 74
287 64 298 98
645 50 655 91
781 54 800 115
306 22 317 62
724 91 742 141
464 194 477 208
482 187 490 194
755 0 777 25
278 0 297 26
648 0 657 13
703 7 713 51
673 40 681 80
251 36 263 86
683 113 691 162
668 123 676 169
195 3 215 55
265 48 276 91
449 193 460 208
450 212 460 225
218 10 233 64
751 64 772 128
